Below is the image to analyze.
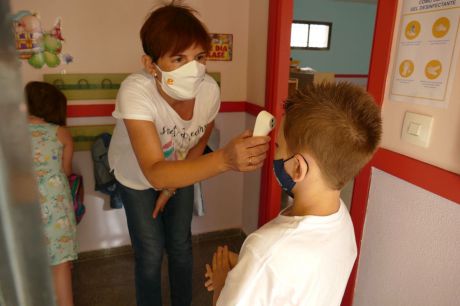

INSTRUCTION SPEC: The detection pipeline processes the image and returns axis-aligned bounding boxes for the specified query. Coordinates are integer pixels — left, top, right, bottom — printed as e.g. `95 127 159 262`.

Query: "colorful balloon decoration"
12 11 73 69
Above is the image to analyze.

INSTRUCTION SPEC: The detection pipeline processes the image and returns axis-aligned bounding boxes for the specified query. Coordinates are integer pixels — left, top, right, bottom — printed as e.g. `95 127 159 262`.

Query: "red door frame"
342 1 399 305
258 0 293 226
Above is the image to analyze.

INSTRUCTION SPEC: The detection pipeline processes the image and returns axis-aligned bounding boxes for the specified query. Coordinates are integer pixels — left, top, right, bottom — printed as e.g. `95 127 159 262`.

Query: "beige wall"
13 0 254 102
241 0 269 234
12 0 269 251
381 0 460 174
246 0 269 106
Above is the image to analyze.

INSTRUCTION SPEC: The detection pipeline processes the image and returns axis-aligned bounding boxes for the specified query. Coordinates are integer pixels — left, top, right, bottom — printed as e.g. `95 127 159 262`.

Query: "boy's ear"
142 55 157 76
292 154 308 183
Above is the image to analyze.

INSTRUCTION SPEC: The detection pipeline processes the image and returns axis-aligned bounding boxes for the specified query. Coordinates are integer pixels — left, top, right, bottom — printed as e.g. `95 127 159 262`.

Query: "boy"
205 82 382 306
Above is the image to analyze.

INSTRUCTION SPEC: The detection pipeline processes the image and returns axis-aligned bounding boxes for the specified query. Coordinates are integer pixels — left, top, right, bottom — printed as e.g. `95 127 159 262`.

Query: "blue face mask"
273 154 308 198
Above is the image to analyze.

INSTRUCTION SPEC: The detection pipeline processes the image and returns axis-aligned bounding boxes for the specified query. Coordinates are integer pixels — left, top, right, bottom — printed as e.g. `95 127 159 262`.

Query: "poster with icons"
390 0 460 107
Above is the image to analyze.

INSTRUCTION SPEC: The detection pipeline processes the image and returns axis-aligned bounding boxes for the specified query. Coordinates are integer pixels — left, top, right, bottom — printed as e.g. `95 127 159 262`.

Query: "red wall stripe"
219 101 247 113
335 74 368 78
67 104 115 118
67 101 264 118
245 102 265 116
373 149 460 204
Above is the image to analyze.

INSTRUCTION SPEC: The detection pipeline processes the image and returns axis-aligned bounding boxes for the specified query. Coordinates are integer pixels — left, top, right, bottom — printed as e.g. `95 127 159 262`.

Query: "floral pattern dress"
29 123 77 265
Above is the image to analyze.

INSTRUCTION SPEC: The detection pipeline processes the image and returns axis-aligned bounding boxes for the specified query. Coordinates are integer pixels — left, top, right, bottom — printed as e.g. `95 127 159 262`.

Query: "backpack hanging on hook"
91 132 123 209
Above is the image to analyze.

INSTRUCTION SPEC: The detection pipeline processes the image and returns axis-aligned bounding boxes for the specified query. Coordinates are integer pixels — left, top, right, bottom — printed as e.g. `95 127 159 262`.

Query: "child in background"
205 82 382 306
26 81 77 306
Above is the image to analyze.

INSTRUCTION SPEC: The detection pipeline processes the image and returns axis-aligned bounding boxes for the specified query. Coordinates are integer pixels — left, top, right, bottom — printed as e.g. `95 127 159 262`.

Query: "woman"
108 3 270 306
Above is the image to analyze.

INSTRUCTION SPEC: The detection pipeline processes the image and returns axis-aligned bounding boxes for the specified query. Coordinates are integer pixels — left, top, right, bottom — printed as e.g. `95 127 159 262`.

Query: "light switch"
401 112 433 148
407 122 421 136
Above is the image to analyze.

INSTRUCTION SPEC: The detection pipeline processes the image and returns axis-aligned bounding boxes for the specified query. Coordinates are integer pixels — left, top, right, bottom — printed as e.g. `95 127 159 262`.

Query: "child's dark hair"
25 81 67 126
284 82 382 190
140 1 211 63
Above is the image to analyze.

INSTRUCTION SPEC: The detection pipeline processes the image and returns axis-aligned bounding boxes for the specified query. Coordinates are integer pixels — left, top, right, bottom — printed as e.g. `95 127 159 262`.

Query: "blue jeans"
119 183 194 306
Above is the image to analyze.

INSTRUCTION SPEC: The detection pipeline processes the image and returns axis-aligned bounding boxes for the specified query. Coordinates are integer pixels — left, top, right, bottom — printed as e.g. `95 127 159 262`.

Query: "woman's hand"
152 189 176 218
222 130 270 172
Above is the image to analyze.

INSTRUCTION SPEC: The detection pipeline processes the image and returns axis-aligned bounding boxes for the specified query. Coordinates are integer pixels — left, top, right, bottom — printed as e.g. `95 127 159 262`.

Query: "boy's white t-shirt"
217 201 357 306
108 70 220 190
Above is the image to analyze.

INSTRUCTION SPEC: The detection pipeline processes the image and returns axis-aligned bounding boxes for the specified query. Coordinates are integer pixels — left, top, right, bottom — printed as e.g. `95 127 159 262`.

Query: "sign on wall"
208 34 233 61
390 1 460 107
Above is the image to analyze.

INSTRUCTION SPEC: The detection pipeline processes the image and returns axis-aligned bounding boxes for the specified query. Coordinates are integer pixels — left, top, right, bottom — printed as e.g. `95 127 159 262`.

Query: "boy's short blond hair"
284 82 382 190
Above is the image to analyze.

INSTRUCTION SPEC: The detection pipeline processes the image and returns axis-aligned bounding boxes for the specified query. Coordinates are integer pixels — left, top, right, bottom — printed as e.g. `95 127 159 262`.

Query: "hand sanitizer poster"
390 0 459 107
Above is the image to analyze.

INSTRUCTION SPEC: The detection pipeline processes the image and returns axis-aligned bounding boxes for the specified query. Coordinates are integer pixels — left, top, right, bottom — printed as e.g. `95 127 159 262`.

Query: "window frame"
290 20 333 50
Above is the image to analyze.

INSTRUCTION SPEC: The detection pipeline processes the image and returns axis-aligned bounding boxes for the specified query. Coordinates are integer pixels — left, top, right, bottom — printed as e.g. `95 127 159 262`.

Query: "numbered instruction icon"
399 60 415 78
405 20 421 40
425 60 442 80
432 17 450 38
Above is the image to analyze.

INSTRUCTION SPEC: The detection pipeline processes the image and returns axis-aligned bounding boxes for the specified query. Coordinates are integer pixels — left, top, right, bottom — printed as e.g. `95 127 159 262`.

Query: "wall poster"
390 0 460 107
208 34 233 61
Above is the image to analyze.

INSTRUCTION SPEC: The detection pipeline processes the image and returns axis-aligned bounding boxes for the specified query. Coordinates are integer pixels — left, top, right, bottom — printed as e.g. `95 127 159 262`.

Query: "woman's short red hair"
140 2 211 62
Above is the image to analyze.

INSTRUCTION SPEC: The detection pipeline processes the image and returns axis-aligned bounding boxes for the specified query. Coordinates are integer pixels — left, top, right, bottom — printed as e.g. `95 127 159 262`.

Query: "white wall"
191 113 246 235
12 0 270 252
354 169 460 306
242 114 262 234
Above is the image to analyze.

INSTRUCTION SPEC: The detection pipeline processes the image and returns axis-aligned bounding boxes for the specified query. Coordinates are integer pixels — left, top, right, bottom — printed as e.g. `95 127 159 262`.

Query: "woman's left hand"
152 189 175 218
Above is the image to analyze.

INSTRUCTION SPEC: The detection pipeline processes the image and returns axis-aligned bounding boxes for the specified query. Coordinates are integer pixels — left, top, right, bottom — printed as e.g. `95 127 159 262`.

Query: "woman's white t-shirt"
108 70 221 190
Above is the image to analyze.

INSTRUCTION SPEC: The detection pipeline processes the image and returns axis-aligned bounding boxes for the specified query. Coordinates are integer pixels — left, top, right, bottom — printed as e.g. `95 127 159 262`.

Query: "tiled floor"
72 234 245 306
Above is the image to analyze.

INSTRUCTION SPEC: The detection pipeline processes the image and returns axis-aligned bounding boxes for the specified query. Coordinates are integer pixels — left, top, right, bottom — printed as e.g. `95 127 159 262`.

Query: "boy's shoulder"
244 203 356 257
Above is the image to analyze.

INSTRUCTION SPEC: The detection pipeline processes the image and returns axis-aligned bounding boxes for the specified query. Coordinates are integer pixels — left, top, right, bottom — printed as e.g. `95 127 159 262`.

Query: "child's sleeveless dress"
29 123 77 265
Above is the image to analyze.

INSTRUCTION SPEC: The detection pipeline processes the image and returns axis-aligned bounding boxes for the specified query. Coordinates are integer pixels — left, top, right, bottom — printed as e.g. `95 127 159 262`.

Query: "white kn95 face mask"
155 60 206 101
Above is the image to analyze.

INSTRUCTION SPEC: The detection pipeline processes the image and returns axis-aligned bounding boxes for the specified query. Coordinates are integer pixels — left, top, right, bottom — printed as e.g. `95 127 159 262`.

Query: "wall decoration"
389 1 460 107
12 11 71 69
44 72 221 100
208 34 233 61
43 73 129 100
69 125 114 151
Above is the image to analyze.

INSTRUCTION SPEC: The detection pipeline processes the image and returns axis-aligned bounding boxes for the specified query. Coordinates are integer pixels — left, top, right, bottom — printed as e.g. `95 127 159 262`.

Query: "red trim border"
335 74 368 78
374 149 460 204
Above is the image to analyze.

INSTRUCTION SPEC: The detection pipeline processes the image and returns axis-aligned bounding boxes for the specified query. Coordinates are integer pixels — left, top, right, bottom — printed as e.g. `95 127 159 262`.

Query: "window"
290 21 332 50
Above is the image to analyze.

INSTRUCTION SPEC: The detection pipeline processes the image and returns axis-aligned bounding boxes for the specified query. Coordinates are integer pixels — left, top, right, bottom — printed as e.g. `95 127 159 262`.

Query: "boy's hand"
204 264 214 291
204 246 239 292
212 246 231 292
228 250 238 269
152 189 175 218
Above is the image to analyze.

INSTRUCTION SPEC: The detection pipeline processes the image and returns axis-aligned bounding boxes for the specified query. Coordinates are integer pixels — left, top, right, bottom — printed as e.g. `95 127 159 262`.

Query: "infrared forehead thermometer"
253 110 276 136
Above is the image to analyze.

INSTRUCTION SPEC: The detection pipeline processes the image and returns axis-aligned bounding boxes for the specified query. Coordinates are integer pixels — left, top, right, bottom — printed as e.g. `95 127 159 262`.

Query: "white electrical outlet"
401 112 433 148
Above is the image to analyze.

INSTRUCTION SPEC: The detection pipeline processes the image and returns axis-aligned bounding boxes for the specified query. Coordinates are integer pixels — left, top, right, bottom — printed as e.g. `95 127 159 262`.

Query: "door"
259 1 399 305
